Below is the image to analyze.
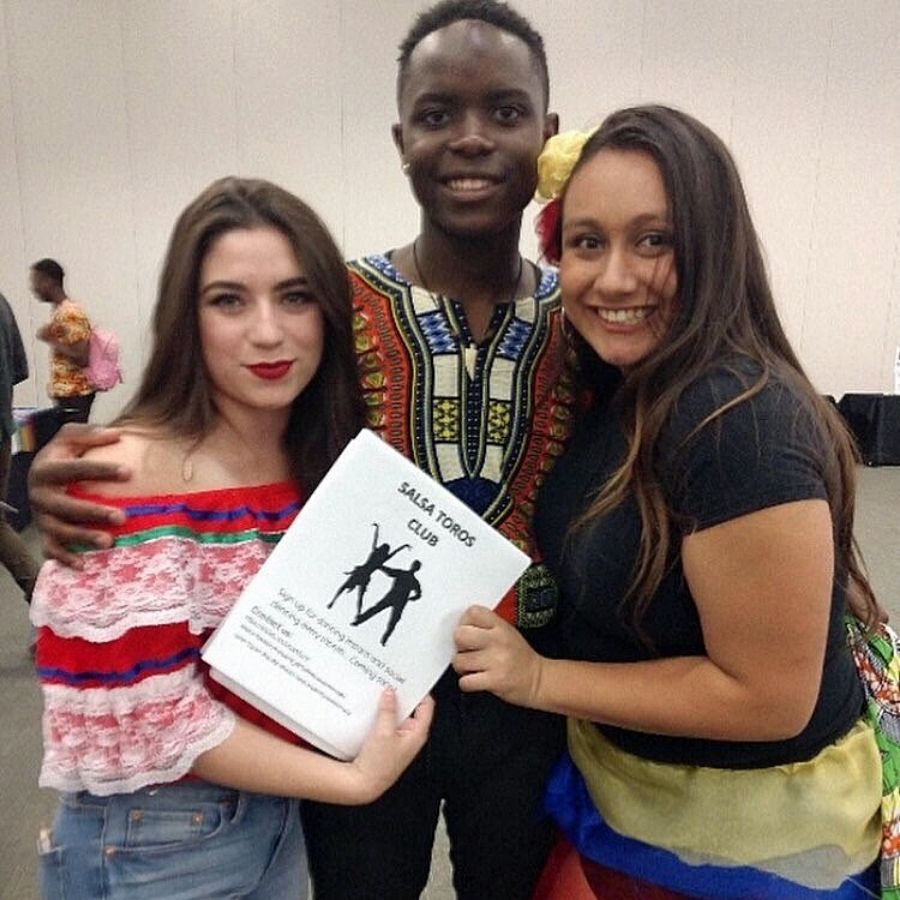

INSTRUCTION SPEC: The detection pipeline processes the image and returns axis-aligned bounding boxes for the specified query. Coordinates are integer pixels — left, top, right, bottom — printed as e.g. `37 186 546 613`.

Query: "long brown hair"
119 177 364 490
559 106 877 640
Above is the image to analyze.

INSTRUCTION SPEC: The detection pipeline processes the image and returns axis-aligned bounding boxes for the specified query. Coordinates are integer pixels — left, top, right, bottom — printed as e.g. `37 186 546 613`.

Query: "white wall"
2 0 898 422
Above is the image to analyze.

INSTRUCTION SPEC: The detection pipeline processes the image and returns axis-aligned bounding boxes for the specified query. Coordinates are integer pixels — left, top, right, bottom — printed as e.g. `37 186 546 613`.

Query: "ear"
392 123 405 159
543 112 559 142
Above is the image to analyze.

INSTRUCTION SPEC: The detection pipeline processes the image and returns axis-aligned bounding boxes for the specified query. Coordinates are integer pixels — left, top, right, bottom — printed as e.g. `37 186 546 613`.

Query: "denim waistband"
61 781 243 809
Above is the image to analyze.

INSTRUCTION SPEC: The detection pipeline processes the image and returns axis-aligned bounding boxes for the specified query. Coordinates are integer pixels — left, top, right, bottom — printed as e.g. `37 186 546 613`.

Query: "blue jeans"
38 782 307 899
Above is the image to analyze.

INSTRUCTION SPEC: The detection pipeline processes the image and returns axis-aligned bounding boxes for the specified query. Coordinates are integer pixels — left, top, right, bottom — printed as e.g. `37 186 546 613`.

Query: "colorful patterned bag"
847 616 900 898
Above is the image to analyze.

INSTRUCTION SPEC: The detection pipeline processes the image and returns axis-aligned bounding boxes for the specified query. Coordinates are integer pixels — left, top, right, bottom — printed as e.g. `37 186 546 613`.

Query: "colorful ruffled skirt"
540 717 882 899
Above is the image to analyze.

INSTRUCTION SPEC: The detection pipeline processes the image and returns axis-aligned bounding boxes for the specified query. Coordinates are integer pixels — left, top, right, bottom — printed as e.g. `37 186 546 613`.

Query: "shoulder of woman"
662 359 808 453
80 426 188 496
673 358 805 421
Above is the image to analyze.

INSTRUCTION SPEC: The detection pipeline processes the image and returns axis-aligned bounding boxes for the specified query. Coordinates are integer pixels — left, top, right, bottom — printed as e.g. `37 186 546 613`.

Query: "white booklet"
202 428 530 760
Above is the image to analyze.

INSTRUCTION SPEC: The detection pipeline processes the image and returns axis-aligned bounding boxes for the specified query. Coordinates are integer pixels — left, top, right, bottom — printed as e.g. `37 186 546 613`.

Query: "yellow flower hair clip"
535 129 596 202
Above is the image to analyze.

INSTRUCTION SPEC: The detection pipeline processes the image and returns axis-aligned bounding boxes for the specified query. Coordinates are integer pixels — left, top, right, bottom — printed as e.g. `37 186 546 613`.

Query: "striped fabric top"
31 481 303 796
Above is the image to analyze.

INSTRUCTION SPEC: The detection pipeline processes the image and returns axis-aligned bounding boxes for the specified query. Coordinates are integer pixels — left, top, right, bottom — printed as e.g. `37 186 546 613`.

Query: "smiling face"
560 149 678 371
393 19 555 239
197 226 325 423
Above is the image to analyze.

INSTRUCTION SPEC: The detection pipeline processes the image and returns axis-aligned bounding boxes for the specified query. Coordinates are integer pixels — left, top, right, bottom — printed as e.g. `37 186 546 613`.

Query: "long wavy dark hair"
558 105 877 639
118 177 364 491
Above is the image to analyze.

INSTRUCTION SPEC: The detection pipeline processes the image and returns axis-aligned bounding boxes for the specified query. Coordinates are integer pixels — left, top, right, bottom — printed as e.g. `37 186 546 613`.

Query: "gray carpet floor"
2 466 898 899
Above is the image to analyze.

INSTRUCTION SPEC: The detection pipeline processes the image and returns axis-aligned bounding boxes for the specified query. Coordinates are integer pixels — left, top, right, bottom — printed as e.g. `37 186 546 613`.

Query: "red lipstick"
247 361 293 380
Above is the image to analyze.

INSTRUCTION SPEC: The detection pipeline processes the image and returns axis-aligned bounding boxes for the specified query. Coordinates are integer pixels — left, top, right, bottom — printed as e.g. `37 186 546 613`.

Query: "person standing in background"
32 258 95 424
0 290 40 602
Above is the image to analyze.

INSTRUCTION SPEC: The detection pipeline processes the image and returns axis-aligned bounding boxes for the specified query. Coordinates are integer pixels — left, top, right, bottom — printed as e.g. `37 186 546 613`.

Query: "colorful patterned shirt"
46 298 92 398
349 255 576 630
31 481 304 796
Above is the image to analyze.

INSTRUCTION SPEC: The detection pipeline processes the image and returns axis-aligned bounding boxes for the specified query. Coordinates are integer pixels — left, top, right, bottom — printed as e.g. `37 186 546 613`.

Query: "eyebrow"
412 88 534 106
562 212 671 231
199 275 310 295
412 91 455 105
484 88 534 103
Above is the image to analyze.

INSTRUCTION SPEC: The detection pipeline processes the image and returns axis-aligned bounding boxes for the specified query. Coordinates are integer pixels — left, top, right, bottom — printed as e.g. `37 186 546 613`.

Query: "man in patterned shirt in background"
32 258 95 425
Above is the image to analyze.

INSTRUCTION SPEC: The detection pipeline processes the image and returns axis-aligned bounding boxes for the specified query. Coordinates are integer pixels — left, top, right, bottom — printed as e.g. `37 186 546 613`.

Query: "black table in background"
837 393 900 466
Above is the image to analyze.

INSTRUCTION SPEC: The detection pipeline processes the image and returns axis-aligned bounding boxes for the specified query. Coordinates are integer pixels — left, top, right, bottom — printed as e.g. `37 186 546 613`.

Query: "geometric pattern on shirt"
349 254 576 628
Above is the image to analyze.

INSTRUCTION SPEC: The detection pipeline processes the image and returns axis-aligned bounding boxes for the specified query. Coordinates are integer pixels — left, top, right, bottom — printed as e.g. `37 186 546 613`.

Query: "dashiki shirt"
349 254 576 631
31 482 303 796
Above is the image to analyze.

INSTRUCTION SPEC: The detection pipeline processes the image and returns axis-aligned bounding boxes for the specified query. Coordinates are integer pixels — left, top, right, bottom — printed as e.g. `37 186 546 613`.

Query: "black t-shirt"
534 362 864 768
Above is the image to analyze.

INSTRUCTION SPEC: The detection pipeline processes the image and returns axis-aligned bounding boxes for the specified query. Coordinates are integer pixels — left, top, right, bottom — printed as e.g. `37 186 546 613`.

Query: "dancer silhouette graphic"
351 560 422 645
328 523 410 618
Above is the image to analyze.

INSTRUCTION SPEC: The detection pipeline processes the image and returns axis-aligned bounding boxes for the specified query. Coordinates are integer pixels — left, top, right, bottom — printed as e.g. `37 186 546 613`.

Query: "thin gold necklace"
410 239 524 379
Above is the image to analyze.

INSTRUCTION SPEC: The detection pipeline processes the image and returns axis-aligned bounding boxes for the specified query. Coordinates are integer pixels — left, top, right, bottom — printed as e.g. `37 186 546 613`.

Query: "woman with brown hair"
452 106 882 897
30 177 432 900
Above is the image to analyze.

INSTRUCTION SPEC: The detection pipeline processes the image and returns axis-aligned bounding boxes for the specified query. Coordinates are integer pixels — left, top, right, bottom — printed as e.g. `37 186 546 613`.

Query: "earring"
559 306 574 344
401 160 411 174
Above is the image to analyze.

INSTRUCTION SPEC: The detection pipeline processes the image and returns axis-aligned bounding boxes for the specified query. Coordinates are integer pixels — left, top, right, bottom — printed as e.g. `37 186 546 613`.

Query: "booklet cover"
202 428 530 760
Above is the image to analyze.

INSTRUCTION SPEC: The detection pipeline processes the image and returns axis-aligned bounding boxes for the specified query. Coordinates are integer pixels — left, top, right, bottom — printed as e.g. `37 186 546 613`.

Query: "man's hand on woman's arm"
29 424 130 567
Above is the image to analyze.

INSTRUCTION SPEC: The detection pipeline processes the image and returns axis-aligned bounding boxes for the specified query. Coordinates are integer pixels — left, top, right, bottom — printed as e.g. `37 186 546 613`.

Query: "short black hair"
31 258 65 285
397 0 549 107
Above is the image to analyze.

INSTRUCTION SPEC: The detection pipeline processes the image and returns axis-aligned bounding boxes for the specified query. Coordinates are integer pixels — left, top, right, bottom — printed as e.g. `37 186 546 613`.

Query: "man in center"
301 4 574 897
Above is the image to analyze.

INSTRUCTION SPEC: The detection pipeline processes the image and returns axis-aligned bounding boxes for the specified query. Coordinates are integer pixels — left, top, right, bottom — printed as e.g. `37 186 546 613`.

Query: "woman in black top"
452 106 881 898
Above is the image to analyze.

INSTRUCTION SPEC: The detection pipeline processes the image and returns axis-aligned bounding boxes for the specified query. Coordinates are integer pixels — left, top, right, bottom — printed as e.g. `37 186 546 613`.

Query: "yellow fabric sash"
569 717 882 888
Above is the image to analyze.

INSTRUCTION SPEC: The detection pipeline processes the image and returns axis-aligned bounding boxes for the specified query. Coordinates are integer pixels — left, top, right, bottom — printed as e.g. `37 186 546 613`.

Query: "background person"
30 177 432 900
32 258 95 424
453 106 882 898
0 290 40 602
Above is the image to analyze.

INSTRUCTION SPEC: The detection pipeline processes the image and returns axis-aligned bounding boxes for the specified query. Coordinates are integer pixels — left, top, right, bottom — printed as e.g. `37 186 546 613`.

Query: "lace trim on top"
31 481 301 642
39 668 237 796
